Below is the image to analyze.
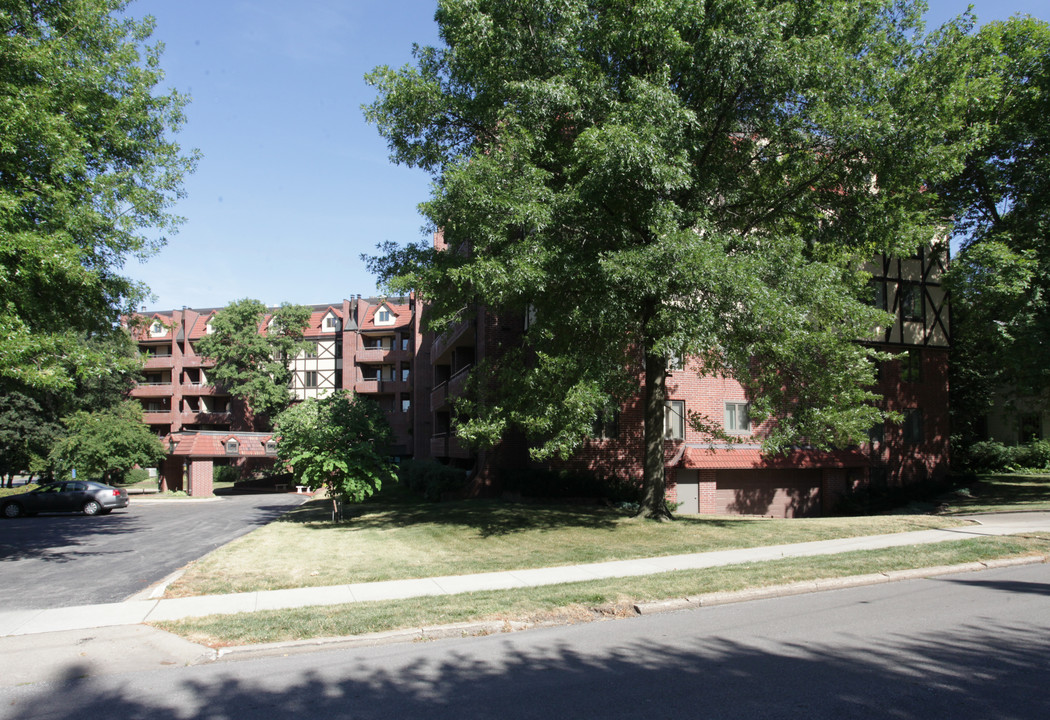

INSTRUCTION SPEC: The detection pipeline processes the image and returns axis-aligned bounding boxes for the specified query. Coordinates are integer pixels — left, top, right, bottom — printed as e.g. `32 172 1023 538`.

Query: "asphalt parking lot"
0 492 306 609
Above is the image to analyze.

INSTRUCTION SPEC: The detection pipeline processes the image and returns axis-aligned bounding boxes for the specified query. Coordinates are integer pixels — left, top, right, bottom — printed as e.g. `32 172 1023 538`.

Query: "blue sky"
130 0 1050 311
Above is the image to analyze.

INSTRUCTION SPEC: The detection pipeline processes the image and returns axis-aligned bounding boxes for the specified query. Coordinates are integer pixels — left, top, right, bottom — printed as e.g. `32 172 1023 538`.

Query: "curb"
215 620 533 661
634 554 1048 615
201 555 1047 662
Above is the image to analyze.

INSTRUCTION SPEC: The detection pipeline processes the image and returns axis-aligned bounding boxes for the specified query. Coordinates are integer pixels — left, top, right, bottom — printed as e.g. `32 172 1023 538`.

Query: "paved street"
2 561 1048 720
0 493 306 609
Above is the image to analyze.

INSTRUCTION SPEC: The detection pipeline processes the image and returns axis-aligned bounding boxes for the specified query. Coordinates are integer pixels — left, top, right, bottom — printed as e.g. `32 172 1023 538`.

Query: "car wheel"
82 500 102 516
2 502 24 519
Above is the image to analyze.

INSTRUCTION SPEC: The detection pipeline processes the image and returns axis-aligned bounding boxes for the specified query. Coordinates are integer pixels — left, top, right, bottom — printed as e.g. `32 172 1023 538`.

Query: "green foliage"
275 391 397 508
50 400 166 484
941 17 1050 436
195 299 312 428
366 0 973 516
213 464 241 484
0 0 196 391
398 459 468 501
957 439 1050 473
122 467 151 485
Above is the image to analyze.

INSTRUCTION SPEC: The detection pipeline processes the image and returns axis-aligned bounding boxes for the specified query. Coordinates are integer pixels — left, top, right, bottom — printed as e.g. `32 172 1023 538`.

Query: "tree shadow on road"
12 610 1050 720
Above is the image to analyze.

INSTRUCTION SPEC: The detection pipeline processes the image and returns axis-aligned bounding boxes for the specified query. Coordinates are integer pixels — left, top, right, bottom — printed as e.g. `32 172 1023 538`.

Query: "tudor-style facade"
128 297 417 491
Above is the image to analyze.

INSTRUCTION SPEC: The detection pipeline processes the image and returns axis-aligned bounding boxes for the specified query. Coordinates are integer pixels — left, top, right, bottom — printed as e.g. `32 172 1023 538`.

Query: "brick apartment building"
129 242 948 514
410 239 951 518
127 296 422 494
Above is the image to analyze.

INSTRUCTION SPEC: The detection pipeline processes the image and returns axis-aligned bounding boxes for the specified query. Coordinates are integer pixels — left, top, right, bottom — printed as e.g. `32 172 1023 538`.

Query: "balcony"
180 383 223 396
142 411 173 424
429 433 473 460
430 383 448 412
354 378 381 394
131 384 174 398
143 355 174 369
431 315 474 363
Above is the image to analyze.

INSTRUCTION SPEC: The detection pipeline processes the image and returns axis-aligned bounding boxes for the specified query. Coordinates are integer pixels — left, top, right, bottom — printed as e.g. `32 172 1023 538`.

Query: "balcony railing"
430 314 474 363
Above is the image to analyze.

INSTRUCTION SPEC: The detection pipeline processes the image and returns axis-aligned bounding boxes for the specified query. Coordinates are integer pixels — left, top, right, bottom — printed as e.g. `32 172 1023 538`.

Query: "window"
304 371 318 388
870 280 886 311
900 348 922 383
324 315 341 332
725 402 750 434
868 422 884 445
375 306 394 325
226 439 239 455
401 336 410 351
401 394 411 412
149 321 164 337
900 284 923 321
335 343 342 359
592 410 619 440
667 354 685 372
304 343 318 359
664 400 685 440
265 440 278 455
903 409 923 444
401 363 411 382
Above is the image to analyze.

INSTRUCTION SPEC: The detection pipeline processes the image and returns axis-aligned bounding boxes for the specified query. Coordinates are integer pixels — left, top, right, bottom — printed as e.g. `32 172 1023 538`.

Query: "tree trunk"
639 307 673 520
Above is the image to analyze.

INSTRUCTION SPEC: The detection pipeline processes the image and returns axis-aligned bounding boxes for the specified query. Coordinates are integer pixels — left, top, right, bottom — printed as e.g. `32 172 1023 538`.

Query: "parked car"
1 481 129 518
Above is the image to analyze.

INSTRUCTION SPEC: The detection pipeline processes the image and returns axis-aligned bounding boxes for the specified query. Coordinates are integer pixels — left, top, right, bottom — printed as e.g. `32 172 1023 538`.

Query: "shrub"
399 459 469 501
213 465 241 484
1014 439 1050 470
962 440 1015 473
122 467 151 485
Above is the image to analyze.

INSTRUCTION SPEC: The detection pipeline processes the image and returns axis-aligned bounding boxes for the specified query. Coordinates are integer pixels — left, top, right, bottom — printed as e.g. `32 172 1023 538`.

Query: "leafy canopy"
195 299 312 428
0 0 196 390
366 0 971 514
50 400 167 484
940 16 1050 430
275 391 396 509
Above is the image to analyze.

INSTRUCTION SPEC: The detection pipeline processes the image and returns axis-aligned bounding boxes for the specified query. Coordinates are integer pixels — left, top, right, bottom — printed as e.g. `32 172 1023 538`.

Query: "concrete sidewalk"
3 511 1048 638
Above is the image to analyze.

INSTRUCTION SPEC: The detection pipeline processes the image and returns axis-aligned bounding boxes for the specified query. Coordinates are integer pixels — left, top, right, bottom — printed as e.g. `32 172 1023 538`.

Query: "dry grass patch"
165 497 964 598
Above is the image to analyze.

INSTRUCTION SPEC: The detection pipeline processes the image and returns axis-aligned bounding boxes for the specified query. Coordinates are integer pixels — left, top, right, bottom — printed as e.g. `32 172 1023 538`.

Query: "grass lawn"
156 534 1050 647
165 490 965 598
937 473 1050 514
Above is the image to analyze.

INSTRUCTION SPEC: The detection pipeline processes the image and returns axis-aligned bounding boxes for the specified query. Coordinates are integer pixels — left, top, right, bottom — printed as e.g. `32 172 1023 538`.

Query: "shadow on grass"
942 474 1050 510
279 495 766 539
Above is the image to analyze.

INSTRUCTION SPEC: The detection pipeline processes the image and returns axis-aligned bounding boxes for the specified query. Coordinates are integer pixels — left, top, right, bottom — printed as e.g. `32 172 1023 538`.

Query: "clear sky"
129 0 1050 312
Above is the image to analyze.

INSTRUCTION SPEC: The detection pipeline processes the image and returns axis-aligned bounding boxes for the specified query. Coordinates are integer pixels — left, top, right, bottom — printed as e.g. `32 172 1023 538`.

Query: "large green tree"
275 391 396 520
50 400 166 484
940 16 1050 439
366 0 971 517
195 299 312 429
0 0 195 391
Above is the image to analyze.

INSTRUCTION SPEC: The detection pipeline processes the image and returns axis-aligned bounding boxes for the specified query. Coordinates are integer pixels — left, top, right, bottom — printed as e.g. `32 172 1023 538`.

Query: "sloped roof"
360 301 413 331
679 447 868 470
168 432 275 458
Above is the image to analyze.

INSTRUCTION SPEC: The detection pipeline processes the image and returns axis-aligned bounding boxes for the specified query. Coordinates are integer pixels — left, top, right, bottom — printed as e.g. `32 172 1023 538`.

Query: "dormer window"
225 439 239 455
150 320 165 337
323 314 341 332
377 309 391 324
206 320 215 334
265 439 277 455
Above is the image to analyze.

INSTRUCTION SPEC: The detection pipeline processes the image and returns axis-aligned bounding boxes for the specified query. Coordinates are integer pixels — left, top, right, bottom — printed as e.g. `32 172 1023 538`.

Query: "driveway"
0 493 306 609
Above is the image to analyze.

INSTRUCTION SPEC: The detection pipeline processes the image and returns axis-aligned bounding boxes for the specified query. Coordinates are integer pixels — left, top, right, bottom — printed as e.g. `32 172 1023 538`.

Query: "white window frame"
664 400 685 440
725 402 750 434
